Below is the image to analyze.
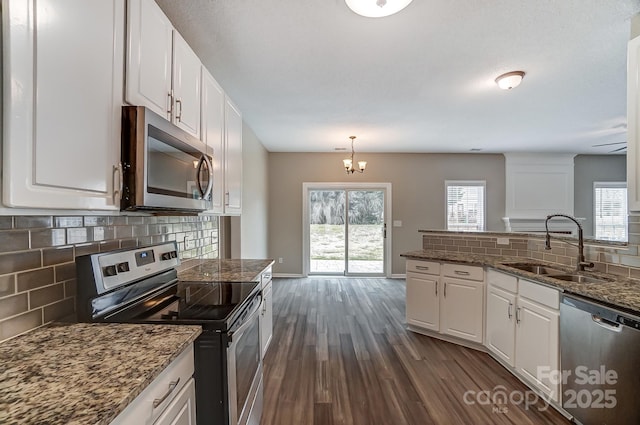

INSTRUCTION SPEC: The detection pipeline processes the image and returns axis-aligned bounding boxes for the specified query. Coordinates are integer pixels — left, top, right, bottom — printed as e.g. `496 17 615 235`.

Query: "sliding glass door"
308 186 386 276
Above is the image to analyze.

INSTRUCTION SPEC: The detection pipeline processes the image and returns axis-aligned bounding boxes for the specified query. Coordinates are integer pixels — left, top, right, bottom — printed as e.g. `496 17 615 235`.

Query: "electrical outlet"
497 237 510 245
278 257 283 264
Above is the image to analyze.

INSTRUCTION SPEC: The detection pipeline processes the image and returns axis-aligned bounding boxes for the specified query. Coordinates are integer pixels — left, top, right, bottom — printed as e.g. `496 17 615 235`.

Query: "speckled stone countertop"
177 259 274 283
402 250 640 313
0 323 201 425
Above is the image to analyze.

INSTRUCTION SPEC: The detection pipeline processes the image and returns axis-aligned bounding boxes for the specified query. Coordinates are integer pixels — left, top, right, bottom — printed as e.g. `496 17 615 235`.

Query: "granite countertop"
402 250 640 313
177 259 274 283
0 323 201 425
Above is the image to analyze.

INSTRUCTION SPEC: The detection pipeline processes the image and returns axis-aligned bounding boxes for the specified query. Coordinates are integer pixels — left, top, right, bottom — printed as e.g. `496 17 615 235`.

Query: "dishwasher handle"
592 315 622 332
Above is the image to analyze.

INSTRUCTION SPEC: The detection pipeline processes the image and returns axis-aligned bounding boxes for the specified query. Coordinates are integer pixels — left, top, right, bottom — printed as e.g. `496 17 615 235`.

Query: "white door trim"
302 182 392 278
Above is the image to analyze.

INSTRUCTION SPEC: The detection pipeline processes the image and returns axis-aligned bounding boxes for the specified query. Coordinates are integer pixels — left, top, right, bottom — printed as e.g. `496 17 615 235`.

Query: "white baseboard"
272 273 304 278
391 273 406 279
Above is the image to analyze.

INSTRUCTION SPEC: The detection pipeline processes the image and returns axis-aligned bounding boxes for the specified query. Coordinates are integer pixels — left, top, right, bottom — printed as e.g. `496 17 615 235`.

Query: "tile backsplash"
0 214 218 342
422 214 640 280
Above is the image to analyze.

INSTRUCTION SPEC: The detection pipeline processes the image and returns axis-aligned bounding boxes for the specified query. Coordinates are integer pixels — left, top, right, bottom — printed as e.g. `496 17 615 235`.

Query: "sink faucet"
544 214 594 272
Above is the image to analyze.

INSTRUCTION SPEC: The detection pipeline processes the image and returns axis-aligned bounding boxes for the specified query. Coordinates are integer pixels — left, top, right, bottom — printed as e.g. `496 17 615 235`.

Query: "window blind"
594 182 627 242
446 182 485 231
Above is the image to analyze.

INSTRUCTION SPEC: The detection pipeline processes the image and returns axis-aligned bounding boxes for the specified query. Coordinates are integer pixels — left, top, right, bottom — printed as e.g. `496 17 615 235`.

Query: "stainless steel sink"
502 263 566 275
547 274 612 284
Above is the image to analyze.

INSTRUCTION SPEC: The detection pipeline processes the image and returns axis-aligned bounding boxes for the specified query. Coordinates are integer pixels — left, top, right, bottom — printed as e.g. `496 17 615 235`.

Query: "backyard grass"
310 224 383 261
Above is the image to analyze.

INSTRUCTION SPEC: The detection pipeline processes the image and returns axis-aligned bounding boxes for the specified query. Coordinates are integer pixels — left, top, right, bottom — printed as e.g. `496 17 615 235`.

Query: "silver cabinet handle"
435 281 438 296
262 298 267 314
152 377 180 408
167 91 174 118
415 266 430 271
225 191 230 206
454 270 470 276
444 282 447 298
112 163 123 204
176 98 182 122
508 302 513 319
515 307 521 324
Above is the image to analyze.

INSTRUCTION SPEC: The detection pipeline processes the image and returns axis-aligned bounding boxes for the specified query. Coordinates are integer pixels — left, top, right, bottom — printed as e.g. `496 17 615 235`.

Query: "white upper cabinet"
628 35 640 211
201 69 226 214
2 0 125 209
126 0 201 139
224 97 243 215
172 32 201 138
125 0 173 120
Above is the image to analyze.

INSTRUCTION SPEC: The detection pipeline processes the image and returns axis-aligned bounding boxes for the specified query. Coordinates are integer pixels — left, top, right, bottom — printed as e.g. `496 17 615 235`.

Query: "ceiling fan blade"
608 146 627 153
592 141 627 147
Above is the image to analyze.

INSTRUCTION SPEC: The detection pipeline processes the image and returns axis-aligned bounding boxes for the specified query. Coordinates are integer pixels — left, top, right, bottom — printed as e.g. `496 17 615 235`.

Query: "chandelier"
343 136 367 174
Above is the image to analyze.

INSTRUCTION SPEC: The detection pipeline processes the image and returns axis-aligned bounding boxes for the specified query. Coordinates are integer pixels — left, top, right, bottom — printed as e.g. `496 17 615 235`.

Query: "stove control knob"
117 262 130 273
161 251 178 261
103 265 117 277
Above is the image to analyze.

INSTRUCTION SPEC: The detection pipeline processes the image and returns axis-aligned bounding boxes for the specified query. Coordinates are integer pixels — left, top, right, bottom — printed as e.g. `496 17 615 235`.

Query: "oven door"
122 106 213 212
226 298 263 425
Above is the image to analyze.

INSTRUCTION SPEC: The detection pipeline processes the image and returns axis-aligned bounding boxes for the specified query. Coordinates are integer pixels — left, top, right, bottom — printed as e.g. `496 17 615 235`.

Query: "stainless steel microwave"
121 106 213 212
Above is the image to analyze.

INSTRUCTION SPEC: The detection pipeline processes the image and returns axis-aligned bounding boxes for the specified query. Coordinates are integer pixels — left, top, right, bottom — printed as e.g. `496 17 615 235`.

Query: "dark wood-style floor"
261 277 571 425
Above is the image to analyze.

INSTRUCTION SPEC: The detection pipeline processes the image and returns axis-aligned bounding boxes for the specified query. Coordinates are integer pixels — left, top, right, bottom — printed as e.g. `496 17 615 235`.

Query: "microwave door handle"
195 156 206 198
202 154 214 199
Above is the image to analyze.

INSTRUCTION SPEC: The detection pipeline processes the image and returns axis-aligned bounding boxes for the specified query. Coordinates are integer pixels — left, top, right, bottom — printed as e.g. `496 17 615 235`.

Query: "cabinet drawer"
442 263 484 281
111 344 195 425
518 279 560 310
406 260 440 275
487 269 518 293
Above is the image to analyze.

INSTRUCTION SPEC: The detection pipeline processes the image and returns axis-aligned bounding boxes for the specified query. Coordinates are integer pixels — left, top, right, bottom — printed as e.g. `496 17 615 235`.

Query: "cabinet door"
486 284 516 366
629 36 640 211
440 278 484 343
154 377 197 425
406 272 439 331
126 0 173 120
3 0 124 209
260 280 273 358
201 69 226 214
515 297 560 402
172 31 201 138
224 97 243 214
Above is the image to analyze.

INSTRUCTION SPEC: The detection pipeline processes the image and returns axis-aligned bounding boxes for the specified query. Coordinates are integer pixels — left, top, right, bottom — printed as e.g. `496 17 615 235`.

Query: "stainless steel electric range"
75 242 263 425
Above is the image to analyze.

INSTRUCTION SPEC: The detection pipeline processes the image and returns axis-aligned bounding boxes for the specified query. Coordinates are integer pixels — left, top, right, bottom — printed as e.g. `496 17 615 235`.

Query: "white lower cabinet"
405 260 484 344
154 378 197 425
486 283 517 366
406 271 440 331
515 293 560 402
110 345 196 425
440 277 484 343
485 270 560 403
260 279 274 358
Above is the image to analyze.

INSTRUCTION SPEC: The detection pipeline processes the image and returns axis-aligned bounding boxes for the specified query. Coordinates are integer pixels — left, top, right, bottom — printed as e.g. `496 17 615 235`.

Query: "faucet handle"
579 261 595 270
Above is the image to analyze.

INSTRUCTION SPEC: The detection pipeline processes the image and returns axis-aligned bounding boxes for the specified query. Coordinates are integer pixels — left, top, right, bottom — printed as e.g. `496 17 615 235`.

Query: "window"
594 182 627 242
446 181 486 231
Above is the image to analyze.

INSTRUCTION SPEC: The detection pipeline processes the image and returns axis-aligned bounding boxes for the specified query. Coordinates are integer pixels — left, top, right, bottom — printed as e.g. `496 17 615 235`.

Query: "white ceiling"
156 0 640 154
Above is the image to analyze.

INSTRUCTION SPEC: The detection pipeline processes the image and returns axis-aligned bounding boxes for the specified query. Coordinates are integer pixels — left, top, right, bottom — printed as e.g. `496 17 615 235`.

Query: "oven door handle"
226 294 262 345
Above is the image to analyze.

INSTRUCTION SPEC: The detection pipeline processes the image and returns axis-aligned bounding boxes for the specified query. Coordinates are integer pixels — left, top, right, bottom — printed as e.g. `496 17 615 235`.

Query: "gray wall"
574 154 627 238
237 123 269 258
268 153 505 275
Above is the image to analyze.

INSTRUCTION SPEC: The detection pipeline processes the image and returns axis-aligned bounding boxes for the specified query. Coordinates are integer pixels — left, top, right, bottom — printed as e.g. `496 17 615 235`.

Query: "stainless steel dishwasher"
560 294 640 425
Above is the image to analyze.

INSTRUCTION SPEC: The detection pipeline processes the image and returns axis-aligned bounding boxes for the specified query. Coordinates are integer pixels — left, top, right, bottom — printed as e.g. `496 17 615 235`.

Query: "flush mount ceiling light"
343 136 367 174
345 0 414 18
495 71 525 90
